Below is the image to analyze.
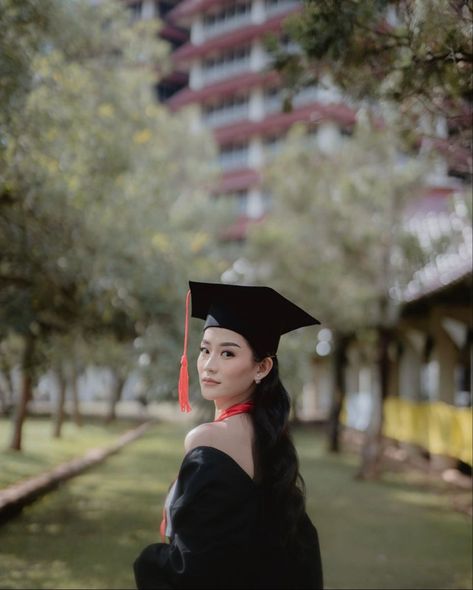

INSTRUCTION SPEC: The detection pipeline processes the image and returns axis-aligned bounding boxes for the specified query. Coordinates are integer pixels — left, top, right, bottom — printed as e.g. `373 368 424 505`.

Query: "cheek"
196 355 204 373
225 359 256 382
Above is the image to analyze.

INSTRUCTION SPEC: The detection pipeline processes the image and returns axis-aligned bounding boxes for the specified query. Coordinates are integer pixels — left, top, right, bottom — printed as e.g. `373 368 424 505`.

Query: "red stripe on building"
214 167 261 193
214 102 357 145
169 0 237 23
167 70 280 108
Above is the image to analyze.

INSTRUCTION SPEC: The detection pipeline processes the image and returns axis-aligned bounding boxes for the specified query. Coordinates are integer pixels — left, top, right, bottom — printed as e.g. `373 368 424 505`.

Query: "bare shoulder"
184 417 254 479
184 422 222 453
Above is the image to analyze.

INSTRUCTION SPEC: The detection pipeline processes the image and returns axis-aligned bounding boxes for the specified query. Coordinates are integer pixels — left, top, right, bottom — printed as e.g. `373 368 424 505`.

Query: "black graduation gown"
133 446 323 590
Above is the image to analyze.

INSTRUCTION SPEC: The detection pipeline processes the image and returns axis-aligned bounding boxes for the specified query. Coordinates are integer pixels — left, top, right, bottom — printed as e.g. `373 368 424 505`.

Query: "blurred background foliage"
0 0 471 467
276 0 472 155
0 0 234 449
0 2 470 586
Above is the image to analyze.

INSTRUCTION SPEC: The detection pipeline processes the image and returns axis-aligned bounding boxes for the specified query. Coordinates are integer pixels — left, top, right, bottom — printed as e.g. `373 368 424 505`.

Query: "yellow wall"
383 397 472 466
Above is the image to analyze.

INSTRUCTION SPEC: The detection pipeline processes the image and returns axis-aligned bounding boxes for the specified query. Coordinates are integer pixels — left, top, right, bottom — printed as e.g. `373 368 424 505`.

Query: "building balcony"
214 101 357 146
168 0 233 24
220 214 258 241
203 103 250 128
202 10 253 42
263 84 342 114
218 146 250 170
167 69 280 108
214 167 260 193
160 70 189 85
171 6 301 66
202 56 251 85
264 0 300 18
160 22 189 44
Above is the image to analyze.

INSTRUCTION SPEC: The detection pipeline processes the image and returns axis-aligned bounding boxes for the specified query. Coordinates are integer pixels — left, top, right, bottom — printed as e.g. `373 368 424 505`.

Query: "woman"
134 281 324 589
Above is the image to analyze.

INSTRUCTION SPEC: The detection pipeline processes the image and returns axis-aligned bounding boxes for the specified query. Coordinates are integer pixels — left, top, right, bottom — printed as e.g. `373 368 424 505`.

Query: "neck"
214 390 254 420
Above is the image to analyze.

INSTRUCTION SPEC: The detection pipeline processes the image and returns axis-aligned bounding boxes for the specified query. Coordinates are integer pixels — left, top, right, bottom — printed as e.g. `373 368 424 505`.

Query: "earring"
255 377 261 384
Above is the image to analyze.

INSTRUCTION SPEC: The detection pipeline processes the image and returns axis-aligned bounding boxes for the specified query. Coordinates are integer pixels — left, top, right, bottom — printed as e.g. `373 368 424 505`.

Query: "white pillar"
252 0 265 24
246 188 265 218
248 88 264 121
189 61 203 90
142 0 155 19
316 122 341 155
191 15 204 45
399 333 423 400
248 137 264 167
250 41 268 72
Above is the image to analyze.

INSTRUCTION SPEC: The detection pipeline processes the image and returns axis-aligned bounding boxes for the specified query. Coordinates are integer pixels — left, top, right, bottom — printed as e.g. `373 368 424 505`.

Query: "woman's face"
197 327 261 404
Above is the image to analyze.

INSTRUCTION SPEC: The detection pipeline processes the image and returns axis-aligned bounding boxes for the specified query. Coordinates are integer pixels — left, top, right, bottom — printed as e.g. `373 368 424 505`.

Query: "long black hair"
250 354 307 548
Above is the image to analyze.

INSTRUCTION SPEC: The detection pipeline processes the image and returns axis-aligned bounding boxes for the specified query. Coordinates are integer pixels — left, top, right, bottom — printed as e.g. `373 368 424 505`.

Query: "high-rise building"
125 0 190 100
165 0 357 239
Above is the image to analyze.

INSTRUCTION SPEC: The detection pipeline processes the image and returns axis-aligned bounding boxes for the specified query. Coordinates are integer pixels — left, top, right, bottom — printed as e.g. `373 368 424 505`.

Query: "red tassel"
160 506 167 542
178 289 192 413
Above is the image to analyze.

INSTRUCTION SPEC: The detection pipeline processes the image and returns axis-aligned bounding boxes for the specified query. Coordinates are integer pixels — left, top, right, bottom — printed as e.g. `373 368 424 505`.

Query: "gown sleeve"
133 446 260 590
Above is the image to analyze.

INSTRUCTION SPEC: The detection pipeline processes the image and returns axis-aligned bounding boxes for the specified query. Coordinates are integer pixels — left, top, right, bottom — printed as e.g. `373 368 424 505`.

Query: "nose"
203 353 218 373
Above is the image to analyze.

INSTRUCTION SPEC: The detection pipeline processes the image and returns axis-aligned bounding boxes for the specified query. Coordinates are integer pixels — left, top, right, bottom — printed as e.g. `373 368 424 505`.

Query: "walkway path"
0 422 471 589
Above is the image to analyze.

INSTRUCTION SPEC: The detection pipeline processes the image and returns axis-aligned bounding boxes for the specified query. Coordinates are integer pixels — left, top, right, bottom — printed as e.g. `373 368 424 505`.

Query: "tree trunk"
105 373 126 424
0 357 14 416
9 334 35 451
0 384 6 416
5 369 15 413
52 367 67 438
71 365 82 428
327 336 349 453
356 327 391 480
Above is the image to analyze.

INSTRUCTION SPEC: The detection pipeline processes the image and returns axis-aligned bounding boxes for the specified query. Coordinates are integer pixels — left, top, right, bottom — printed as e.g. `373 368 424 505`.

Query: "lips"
202 378 220 385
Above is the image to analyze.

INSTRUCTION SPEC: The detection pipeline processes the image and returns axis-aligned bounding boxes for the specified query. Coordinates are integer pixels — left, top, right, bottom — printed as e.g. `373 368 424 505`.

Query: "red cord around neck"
214 401 254 422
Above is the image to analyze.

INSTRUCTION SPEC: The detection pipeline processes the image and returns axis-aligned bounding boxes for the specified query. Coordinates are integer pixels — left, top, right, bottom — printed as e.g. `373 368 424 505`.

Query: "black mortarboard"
178 281 321 413
189 280 320 357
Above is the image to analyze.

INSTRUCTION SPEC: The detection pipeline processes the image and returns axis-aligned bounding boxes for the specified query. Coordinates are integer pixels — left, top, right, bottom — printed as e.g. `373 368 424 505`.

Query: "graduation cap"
178 281 320 413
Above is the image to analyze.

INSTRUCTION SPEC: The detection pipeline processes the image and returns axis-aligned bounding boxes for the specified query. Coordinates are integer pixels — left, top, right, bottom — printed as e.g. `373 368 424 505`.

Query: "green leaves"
246 121 428 334
0 0 222 399
278 0 472 161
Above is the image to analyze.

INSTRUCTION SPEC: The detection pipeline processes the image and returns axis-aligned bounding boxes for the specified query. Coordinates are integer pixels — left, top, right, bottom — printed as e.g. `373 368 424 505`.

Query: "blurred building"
340 185 472 470
124 0 189 100
164 0 356 239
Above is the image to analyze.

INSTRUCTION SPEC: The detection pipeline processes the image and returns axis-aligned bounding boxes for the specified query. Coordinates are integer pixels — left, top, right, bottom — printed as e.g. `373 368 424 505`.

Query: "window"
202 46 251 83
203 1 252 34
203 95 249 125
264 0 300 16
218 143 249 170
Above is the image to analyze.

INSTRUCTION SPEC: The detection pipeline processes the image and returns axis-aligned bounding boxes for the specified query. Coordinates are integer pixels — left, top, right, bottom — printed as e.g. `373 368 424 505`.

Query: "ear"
255 356 273 383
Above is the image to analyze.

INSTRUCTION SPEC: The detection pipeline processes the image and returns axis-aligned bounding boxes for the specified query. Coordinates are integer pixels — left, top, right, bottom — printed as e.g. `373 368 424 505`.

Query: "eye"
221 350 235 358
199 346 209 354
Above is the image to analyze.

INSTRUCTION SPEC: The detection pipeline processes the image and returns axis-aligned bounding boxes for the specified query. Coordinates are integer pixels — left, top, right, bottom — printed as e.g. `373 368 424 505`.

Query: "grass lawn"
297 426 472 590
0 415 137 489
0 420 471 589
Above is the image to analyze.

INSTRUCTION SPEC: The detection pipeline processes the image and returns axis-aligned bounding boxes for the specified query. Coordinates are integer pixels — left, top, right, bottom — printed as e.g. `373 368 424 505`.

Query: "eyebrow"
201 339 241 348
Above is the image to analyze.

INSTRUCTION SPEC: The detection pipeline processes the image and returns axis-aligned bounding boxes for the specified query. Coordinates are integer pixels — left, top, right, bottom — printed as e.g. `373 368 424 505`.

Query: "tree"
276 0 472 175
0 0 221 450
246 121 433 477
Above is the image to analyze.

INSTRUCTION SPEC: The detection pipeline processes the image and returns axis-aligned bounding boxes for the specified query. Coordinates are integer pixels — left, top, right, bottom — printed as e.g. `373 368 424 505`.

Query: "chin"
199 388 217 401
